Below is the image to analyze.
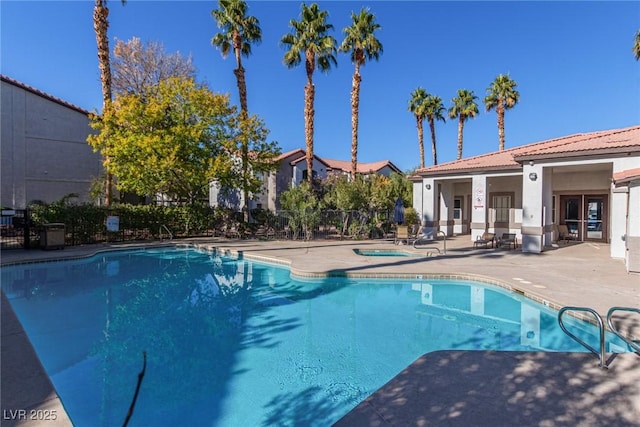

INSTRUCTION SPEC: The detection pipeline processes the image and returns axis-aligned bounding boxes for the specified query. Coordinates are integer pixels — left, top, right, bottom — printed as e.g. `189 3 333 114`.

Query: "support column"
521 162 544 253
542 167 554 247
470 175 487 242
416 178 437 235
439 181 454 236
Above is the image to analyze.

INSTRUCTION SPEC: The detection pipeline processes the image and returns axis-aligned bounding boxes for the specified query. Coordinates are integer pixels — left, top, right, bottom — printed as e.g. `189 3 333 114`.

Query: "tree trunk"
234 66 248 114
457 116 465 160
304 82 315 183
497 101 505 151
429 118 438 166
350 70 361 180
417 117 425 169
94 0 113 206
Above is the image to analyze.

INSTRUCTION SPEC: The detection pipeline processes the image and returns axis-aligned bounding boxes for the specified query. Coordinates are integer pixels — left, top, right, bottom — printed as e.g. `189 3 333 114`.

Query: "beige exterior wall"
1 79 101 208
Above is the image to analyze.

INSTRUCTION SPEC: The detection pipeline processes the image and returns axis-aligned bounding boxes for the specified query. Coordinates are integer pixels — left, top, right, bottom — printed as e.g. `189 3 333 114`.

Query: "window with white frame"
453 198 462 220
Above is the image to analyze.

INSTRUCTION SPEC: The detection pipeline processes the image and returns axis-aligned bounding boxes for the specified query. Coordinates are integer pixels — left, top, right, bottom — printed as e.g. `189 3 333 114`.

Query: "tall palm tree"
93 0 125 206
339 8 383 180
448 89 479 160
484 74 519 151
634 30 640 60
423 95 446 166
211 0 261 114
281 3 337 183
212 0 261 220
408 87 428 169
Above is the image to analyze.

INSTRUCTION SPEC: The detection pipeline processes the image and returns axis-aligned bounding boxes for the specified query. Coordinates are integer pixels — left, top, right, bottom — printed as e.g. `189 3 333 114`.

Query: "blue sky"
2 1 639 172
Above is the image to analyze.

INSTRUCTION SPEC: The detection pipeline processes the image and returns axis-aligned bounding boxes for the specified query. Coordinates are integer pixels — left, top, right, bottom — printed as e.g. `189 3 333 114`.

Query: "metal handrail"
412 230 446 255
437 231 446 254
558 306 607 368
160 224 173 241
606 307 640 353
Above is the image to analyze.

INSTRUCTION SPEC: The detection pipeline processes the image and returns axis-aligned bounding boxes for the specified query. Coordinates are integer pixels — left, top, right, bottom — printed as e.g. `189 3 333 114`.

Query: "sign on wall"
474 188 485 210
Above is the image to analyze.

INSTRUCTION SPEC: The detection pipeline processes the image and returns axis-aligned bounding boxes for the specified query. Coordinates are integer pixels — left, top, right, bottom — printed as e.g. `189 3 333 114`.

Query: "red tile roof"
413 126 640 178
613 167 640 184
281 148 401 174
275 148 305 162
322 158 401 174
1 74 92 116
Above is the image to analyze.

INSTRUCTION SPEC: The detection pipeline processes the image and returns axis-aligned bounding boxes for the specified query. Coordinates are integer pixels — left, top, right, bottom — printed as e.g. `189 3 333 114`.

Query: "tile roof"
322 158 401 174
613 167 640 184
1 74 92 116
275 148 305 162
281 148 401 174
413 125 640 178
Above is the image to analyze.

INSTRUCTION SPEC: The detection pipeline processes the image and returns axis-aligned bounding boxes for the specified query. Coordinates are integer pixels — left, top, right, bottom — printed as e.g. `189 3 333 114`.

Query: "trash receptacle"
41 223 65 250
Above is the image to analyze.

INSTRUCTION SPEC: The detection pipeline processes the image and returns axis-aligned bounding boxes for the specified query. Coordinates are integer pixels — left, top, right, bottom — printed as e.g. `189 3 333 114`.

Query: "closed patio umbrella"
394 198 404 224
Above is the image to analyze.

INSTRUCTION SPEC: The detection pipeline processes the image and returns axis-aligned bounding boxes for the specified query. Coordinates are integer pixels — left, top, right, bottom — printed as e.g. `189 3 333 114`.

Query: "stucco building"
211 148 402 212
1 75 101 208
411 126 640 272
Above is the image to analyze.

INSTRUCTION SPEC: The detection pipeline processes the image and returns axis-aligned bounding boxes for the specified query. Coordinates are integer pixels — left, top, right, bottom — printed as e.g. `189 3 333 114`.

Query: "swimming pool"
0 248 622 426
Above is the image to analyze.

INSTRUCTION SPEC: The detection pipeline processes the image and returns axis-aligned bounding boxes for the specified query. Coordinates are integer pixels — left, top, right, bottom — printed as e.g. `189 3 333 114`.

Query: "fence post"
23 208 30 249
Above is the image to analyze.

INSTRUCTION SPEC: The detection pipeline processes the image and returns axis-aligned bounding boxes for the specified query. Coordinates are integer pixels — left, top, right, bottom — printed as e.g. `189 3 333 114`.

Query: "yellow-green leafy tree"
88 77 279 205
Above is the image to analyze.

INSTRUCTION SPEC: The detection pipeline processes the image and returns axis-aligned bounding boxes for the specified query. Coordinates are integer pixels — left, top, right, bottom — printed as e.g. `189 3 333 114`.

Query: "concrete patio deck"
1 236 638 426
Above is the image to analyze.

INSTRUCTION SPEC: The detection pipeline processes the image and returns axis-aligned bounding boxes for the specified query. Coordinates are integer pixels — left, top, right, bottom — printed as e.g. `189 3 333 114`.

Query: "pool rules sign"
106 216 120 232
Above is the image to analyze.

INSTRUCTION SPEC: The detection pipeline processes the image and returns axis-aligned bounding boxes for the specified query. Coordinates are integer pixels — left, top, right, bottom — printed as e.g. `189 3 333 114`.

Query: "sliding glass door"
559 195 607 242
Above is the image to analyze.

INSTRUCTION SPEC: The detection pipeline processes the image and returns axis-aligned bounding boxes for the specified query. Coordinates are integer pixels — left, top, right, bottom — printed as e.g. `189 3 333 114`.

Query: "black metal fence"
1 209 36 250
0 207 397 250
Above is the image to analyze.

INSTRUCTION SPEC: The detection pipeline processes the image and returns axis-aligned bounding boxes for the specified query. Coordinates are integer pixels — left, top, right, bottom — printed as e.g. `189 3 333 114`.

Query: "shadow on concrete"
335 350 640 427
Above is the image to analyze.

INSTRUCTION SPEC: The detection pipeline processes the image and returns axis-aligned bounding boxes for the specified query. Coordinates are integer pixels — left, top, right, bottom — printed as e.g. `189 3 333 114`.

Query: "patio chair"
473 232 495 249
395 225 418 245
557 224 577 243
497 233 517 249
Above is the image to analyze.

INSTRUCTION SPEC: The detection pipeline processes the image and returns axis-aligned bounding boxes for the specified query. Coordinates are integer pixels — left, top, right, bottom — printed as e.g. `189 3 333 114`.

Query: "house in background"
210 148 403 212
1 75 102 209
411 126 640 272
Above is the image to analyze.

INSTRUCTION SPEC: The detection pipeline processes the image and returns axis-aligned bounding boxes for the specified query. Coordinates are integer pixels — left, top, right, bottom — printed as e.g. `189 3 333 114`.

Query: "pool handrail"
412 230 446 254
606 306 640 353
558 306 607 368
558 305 640 369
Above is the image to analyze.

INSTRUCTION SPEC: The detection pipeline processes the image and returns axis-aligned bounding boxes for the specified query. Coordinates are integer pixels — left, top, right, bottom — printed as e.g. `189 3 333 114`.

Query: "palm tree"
448 89 479 160
408 88 428 169
212 0 261 221
423 95 446 166
634 30 640 60
339 8 383 180
484 74 519 151
281 3 337 183
211 0 261 114
93 0 125 206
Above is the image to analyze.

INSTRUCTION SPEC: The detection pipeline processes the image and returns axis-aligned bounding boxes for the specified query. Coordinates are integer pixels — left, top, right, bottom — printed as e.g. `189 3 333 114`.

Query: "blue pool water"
0 248 623 426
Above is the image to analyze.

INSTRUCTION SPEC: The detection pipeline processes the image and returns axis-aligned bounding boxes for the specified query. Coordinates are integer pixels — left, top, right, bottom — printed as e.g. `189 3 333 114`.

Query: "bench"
497 233 517 249
473 232 495 248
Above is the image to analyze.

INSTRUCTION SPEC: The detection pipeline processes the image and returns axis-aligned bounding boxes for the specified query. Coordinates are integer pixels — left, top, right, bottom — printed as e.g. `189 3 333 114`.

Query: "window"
302 170 317 181
493 195 511 222
453 198 462 220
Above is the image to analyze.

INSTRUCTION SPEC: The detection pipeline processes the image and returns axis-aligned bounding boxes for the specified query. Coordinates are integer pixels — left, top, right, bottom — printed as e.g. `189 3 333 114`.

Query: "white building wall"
626 182 640 272
612 157 640 260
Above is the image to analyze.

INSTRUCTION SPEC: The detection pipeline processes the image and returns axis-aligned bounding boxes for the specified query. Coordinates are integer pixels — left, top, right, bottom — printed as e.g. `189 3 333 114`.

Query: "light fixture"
529 160 534 166
529 172 538 181
425 183 431 190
